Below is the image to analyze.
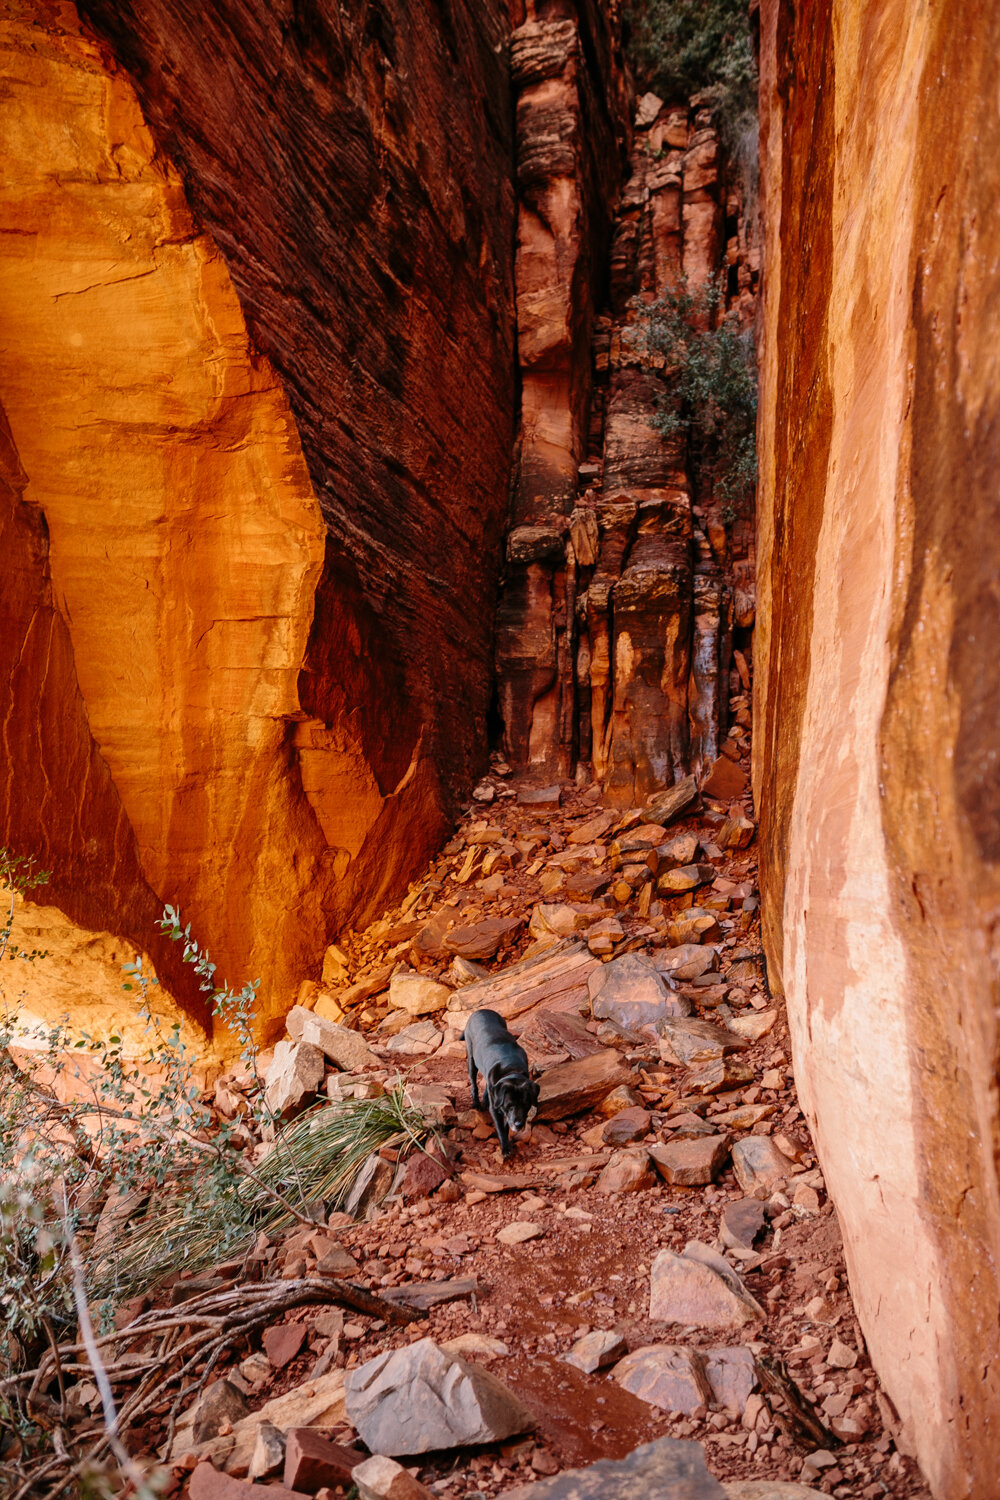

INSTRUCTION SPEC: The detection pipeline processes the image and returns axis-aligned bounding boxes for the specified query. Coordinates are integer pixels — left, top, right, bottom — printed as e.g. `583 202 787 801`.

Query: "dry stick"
754 1353 841 1450
67 1235 150 1495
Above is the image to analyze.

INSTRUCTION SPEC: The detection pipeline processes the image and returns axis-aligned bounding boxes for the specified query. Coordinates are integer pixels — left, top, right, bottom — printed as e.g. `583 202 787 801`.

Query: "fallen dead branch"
1 1276 424 1499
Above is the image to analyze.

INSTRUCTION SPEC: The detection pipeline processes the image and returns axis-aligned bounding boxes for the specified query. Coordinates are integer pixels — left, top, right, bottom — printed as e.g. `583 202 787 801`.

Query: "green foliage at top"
639 274 757 506
627 0 758 161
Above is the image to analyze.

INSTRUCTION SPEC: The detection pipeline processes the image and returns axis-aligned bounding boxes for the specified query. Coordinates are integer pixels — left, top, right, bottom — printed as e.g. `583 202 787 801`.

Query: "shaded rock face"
497 63 758 799
0 0 515 1035
755 1 1000 1494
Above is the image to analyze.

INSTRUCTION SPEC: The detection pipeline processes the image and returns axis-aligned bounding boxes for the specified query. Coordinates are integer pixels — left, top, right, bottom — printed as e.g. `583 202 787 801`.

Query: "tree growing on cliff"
626 0 758 166
639 275 757 507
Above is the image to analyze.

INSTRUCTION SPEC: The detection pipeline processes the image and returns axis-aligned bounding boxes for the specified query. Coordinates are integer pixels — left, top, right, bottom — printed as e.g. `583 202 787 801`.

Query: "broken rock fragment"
284 1428 365 1491
192 1379 248 1445
589 951 691 1034
563 1328 628 1373
353 1454 436 1500
649 1244 764 1329
384 1021 441 1057
649 1134 731 1186
388 973 451 1016
597 1148 657 1194
720 1198 768 1252
344 1337 533 1455
613 1345 713 1413
666 908 723 945
658 1018 748 1066
703 1346 757 1410
654 944 718 981
264 1040 325 1118
503 1435 726 1499
640 776 699 826
731 1137 796 1194
443 916 523 960
535 1049 631 1120
286 1005 378 1070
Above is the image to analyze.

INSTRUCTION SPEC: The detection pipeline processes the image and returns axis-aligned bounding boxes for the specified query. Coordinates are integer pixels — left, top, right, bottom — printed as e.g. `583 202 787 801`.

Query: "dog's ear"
486 1062 508 1093
529 1079 540 1106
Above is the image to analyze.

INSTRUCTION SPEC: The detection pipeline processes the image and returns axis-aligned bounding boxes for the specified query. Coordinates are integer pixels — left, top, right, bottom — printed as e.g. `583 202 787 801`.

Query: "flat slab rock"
658 1018 747 1066
285 1005 378 1070
503 1435 726 1499
589 951 691 1035
344 1336 533 1456
731 1136 797 1192
722 1487 827 1499
649 1134 731 1186
353 1454 436 1500
536 1048 631 1120
649 1243 764 1330
188 1461 310 1500
640 776 700 826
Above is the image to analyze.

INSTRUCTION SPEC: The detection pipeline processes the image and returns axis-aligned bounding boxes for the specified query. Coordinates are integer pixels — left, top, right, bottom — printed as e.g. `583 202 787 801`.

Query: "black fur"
461 1009 539 1159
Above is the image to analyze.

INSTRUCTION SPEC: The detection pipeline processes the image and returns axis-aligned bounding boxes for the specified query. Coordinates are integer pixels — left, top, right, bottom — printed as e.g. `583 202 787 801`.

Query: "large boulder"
344 1338 533 1456
503 1436 725 1499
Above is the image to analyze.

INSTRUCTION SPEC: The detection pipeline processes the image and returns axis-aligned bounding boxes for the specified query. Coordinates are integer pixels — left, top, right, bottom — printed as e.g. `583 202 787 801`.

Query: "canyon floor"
104 697 932 1500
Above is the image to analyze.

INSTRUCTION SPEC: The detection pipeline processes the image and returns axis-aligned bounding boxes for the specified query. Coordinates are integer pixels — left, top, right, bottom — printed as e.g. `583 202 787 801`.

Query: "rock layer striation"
755 1 1000 1493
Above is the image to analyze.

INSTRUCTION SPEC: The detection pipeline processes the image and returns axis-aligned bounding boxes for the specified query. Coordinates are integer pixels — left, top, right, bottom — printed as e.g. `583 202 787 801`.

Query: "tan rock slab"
597 1148 657 1194
496 1220 545 1245
589 951 691 1036
563 1328 628 1373
649 1134 731 1186
649 1245 764 1329
264 1040 325 1118
654 944 718 981
641 776 699 825
344 1336 533 1455
725 1009 777 1042
384 1021 442 1057
602 1105 652 1145
703 1346 757 1411
503 1435 726 1498
535 1048 631 1120
731 1137 796 1194
723 1487 827 1499
388 973 451 1016
644 833 702 875
353 1454 436 1500
658 1018 748 1066
666 908 723 945
286 1005 378 1070
612 1345 713 1413
442 917 524 961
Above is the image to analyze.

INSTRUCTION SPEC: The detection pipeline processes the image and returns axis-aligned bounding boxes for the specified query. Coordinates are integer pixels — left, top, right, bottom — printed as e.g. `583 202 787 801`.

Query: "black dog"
461 1009 539 1159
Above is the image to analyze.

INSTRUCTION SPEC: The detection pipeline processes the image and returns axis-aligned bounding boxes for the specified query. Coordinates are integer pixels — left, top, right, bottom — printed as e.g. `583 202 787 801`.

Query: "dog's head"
489 1068 540 1137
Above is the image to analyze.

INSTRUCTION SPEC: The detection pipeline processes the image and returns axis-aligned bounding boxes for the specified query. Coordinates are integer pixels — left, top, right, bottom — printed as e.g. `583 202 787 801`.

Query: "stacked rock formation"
496 72 759 806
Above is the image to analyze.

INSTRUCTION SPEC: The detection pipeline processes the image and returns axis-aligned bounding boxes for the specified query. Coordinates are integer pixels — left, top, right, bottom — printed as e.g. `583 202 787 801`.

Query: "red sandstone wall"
755 2 1000 1492
0 0 516 1038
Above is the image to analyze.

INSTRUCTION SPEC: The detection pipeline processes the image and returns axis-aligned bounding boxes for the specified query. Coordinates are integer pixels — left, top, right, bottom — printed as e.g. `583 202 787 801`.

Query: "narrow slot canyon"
0 3 997 1499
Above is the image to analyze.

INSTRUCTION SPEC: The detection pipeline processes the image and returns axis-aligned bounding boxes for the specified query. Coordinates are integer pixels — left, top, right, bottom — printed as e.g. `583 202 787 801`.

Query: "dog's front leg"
489 1099 513 1159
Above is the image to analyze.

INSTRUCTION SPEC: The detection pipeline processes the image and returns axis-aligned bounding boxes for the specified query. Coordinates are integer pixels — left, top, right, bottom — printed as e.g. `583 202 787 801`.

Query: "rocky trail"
105 705 932 1500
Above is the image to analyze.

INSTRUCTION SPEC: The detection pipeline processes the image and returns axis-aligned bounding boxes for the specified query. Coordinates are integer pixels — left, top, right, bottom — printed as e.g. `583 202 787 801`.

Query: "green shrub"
627 0 758 171
638 274 757 505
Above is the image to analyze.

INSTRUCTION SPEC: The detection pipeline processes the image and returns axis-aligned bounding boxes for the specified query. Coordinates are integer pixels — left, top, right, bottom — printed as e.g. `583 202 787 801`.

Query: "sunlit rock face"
754 1 1000 1493
0 0 515 1038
